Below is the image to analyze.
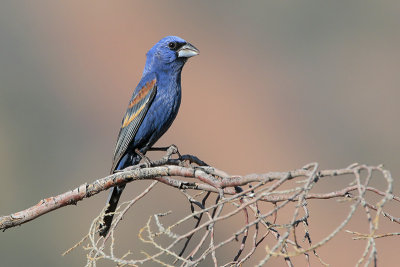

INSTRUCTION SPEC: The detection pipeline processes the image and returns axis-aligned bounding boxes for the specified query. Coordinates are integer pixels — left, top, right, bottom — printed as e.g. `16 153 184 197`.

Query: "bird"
99 36 199 237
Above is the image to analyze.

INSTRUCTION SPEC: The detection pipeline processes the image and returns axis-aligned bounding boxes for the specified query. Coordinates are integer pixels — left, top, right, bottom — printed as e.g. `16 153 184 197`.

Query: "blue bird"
99 36 199 236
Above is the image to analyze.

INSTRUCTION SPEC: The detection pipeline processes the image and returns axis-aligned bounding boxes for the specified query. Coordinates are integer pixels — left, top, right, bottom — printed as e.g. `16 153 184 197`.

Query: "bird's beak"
177 43 200 58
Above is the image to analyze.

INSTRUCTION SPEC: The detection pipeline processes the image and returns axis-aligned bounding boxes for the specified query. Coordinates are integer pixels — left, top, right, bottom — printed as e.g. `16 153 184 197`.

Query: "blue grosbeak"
99 36 199 236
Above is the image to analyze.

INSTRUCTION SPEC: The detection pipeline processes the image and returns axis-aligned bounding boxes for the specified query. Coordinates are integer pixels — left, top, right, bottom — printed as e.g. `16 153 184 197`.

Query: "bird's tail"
99 153 141 237
99 184 126 237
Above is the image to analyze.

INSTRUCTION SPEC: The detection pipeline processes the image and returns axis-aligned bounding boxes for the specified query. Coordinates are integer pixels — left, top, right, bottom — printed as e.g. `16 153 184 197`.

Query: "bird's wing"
111 77 157 172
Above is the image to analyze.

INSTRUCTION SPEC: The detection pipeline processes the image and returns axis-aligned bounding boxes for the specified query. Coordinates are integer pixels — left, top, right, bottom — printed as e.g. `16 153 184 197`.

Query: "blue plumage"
99 36 199 236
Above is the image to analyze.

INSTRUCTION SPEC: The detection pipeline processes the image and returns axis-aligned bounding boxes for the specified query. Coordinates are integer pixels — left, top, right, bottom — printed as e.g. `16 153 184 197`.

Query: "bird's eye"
168 42 177 50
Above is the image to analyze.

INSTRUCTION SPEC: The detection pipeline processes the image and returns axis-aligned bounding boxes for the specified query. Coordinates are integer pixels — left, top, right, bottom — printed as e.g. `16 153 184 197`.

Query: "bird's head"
143 36 199 75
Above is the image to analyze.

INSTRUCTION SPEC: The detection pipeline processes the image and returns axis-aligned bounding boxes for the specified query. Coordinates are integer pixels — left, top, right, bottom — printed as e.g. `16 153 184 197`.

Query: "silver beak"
177 43 200 58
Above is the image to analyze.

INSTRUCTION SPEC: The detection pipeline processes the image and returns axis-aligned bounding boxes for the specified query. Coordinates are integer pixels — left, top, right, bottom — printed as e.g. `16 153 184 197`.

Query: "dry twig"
1 148 398 266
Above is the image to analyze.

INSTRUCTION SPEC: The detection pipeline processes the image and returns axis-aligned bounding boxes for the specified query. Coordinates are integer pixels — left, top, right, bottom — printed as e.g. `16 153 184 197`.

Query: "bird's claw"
135 148 152 167
162 144 181 161
168 144 181 158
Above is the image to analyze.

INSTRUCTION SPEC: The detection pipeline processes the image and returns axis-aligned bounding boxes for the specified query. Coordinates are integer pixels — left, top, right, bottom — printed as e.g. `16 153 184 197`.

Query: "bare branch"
1 151 398 266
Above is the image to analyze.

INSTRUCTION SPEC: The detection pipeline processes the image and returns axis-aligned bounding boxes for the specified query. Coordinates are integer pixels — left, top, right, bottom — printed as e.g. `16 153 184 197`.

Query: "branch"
1 155 398 232
1 151 399 266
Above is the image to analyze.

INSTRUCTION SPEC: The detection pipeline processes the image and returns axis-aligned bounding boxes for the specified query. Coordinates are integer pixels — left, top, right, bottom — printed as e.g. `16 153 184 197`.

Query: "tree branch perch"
1 152 398 266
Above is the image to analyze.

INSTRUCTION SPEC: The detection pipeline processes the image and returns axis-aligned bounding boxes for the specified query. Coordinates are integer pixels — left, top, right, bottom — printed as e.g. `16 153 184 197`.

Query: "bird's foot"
163 144 181 161
135 149 152 167
149 144 181 160
166 144 181 159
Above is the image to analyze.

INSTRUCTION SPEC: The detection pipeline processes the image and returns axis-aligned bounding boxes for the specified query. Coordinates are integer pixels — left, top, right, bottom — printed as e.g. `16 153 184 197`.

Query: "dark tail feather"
99 184 126 237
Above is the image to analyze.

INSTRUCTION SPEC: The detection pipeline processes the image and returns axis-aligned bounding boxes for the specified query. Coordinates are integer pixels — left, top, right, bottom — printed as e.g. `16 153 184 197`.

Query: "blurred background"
0 1 399 266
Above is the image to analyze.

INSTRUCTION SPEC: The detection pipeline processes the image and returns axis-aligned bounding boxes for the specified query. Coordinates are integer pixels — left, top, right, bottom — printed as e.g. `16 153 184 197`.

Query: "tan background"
0 1 399 266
